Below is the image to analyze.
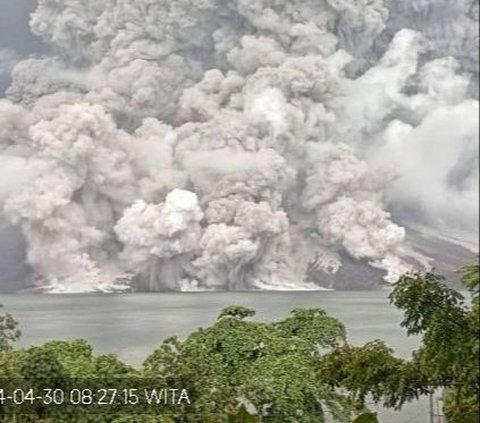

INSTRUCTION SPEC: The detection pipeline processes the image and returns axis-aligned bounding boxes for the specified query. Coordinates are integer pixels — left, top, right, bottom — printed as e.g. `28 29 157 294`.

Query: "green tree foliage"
0 306 361 423
111 416 175 423
144 306 353 422
351 412 378 423
0 304 20 354
460 262 480 295
227 405 258 423
1 262 477 422
318 262 480 422
1 339 140 422
318 340 427 409
441 261 479 423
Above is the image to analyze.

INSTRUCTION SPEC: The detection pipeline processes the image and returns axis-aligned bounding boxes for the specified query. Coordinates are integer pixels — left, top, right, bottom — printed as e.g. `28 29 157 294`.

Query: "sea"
0 291 437 422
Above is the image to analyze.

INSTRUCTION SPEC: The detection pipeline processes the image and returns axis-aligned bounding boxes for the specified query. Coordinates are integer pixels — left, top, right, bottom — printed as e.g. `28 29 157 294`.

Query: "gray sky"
0 0 41 288
0 0 44 53
0 0 46 93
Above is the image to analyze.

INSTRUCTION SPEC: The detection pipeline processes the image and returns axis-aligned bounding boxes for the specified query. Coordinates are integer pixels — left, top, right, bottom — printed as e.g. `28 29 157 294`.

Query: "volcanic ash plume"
0 0 478 292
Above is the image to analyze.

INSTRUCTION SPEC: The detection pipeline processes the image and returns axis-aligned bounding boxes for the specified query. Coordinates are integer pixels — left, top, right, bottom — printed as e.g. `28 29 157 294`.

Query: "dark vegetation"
0 262 478 422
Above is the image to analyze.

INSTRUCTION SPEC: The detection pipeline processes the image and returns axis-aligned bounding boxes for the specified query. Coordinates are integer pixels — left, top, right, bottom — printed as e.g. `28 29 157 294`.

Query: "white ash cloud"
0 48 18 76
0 0 477 292
114 189 204 291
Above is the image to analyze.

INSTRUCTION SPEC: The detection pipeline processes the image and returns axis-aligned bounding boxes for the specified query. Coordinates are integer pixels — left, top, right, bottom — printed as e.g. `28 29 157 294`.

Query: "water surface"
1 291 431 422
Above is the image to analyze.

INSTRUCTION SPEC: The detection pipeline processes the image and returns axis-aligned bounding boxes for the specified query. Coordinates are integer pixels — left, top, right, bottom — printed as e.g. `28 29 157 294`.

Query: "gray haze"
0 0 47 92
0 0 478 292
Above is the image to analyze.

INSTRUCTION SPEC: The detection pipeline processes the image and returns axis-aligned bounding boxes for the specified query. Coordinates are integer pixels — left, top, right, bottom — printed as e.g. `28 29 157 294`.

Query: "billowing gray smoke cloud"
382 0 479 78
0 0 478 292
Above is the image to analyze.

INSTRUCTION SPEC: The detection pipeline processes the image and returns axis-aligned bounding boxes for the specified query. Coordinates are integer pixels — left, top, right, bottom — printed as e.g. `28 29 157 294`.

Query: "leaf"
352 412 379 423
218 306 256 320
228 405 259 423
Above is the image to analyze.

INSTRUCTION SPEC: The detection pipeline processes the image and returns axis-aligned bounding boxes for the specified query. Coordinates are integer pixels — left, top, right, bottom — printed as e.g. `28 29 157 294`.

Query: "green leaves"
319 262 480 421
275 308 346 350
318 340 417 409
442 388 480 423
390 269 479 390
352 412 379 423
19 347 68 386
144 305 352 422
460 261 479 297
390 272 466 336
218 306 256 320
112 416 175 423
0 304 20 354
2 263 478 422
228 405 258 423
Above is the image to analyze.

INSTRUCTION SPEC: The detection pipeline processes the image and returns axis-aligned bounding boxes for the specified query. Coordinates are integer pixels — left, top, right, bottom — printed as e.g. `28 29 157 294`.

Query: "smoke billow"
0 0 478 292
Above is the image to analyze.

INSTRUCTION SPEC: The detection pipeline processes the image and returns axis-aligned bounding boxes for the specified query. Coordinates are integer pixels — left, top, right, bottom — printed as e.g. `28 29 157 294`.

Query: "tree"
0 306 361 422
0 304 20 354
144 306 357 422
3 339 141 422
318 262 480 422
2 263 477 422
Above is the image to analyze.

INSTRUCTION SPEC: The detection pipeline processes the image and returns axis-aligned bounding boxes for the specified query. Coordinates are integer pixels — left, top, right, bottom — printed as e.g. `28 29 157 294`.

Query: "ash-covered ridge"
0 0 478 292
